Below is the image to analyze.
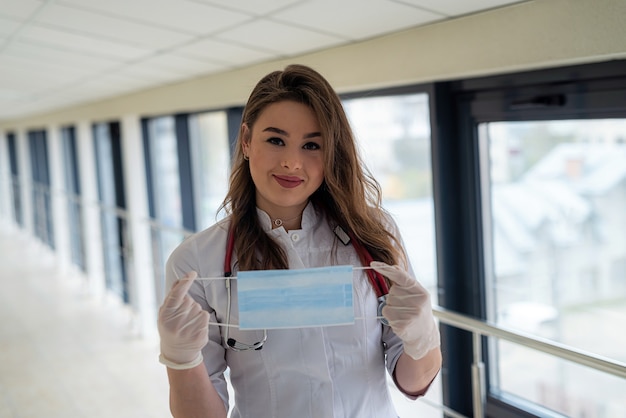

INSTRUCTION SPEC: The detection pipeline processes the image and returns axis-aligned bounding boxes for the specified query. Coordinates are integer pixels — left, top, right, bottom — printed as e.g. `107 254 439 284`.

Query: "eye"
303 141 321 150
267 137 284 146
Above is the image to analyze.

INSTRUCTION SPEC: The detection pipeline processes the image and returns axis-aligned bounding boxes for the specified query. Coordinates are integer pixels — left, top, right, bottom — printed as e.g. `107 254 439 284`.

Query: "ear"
241 124 251 155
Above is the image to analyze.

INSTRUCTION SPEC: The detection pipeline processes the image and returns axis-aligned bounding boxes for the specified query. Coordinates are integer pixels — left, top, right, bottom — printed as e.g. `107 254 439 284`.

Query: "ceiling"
0 0 525 122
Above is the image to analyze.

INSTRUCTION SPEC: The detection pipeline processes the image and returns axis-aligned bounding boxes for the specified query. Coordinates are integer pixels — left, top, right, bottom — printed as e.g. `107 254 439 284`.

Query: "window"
343 91 442 418
6 133 22 226
61 126 86 271
449 60 626 417
143 110 236 303
188 110 231 230
28 130 54 248
144 115 186 303
481 119 626 417
93 121 129 303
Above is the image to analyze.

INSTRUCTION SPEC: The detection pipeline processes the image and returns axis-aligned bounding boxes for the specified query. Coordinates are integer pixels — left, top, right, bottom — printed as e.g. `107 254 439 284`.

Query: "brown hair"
220 64 406 272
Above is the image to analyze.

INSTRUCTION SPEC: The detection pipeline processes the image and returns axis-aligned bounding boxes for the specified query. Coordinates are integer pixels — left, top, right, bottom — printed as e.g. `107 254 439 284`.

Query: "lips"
274 175 303 189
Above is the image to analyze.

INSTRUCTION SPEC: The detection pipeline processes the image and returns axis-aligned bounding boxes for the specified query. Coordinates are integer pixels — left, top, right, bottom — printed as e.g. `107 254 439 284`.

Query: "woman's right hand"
157 271 210 369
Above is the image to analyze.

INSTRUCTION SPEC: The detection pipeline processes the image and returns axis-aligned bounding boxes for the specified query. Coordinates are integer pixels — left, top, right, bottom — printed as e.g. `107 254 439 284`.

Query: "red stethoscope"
222 224 390 351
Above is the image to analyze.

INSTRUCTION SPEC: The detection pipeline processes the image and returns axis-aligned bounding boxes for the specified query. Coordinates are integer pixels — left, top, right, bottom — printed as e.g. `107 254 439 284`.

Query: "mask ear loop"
347 231 389 295
347 232 390 326
224 226 267 350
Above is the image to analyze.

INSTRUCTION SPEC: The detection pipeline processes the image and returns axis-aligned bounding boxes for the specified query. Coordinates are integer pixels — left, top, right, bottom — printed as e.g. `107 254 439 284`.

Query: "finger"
190 312 210 341
165 271 198 306
197 310 210 328
181 270 198 281
370 261 414 287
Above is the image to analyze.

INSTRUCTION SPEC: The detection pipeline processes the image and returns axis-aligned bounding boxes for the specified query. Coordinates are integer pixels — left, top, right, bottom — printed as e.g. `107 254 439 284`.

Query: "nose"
281 147 302 170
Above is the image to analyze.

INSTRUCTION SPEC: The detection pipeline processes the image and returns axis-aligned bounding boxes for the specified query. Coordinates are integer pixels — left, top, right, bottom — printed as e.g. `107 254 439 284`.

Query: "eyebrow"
263 126 321 139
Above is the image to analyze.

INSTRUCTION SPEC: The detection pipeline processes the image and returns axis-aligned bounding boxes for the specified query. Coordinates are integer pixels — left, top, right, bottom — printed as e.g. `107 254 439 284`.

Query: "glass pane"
93 122 128 303
343 93 437 297
28 130 54 248
188 111 230 230
6 134 23 226
148 117 183 229
481 119 626 417
61 126 86 271
146 116 186 303
343 93 442 418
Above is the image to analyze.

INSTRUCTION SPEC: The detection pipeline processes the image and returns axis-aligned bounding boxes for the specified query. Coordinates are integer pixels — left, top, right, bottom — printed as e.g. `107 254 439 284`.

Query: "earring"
243 154 249 161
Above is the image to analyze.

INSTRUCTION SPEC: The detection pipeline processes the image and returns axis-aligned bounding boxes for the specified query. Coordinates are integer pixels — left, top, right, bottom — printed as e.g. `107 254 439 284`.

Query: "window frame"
28 129 54 248
92 120 129 303
60 125 86 271
441 59 626 417
6 132 23 226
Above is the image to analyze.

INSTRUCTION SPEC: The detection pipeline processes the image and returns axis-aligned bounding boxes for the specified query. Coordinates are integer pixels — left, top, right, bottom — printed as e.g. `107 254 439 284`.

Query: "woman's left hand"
370 261 440 360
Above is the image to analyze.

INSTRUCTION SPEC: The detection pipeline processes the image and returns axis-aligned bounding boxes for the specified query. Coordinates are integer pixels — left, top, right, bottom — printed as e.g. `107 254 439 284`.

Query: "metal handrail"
431 305 626 417
433 306 626 379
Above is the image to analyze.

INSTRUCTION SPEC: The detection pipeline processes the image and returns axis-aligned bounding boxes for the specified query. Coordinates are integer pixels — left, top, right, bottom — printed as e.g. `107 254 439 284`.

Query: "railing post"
471 332 486 418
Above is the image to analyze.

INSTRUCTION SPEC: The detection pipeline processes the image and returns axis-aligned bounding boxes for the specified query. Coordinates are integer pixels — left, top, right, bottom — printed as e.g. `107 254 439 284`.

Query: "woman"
157 64 441 417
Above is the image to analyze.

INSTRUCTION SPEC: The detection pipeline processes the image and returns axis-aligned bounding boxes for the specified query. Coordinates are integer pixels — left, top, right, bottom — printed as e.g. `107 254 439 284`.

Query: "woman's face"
242 100 325 219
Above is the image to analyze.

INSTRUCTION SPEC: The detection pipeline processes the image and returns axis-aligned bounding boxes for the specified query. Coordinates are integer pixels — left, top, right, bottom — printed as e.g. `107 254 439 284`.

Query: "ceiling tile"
0 67 60 92
0 93 87 118
272 0 445 40
0 87 22 100
19 25 154 60
34 3 193 49
216 19 345 56
0 0 44 19
174 37 277 66
19 25 153 59
0 54 94 83
138 52 225 77
0 15 21 36
191 0 303 16
116 61 187 82
4 40 120 71
66 72 156 97
57 0 253 35
393 0 526 16
115 54 227 89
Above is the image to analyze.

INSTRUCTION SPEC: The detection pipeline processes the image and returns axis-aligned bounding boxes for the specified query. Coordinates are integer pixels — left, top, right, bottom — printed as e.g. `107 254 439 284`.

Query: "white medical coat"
165 203 408 418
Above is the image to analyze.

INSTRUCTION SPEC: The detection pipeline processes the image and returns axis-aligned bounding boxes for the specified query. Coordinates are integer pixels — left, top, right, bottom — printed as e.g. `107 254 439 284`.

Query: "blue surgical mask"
237 265 354 330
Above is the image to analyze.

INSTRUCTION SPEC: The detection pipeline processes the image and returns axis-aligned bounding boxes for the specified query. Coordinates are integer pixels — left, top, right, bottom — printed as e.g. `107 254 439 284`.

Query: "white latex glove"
371 261 440 360
157 271 210 370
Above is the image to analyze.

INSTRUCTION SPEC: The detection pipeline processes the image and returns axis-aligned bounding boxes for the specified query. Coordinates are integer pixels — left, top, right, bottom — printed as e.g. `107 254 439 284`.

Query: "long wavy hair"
220 64 406 272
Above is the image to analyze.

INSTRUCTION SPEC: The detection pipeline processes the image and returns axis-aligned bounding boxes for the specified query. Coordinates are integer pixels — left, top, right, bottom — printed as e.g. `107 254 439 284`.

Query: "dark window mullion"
6 133 22 226
431 83 488 417
28 130 54 248
226 107 244 159
141 118 156 220
174 114 195 232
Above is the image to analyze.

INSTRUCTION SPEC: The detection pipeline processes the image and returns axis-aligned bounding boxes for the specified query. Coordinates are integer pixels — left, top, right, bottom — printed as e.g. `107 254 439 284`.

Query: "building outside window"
481 119 626 417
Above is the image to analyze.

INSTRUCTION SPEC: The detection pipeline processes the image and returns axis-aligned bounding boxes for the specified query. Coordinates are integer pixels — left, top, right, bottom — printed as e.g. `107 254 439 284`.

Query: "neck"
271 213 302 230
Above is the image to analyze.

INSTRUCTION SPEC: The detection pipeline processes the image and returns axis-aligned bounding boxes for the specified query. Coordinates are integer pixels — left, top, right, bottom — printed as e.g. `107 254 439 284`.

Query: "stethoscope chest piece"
377 295 389 326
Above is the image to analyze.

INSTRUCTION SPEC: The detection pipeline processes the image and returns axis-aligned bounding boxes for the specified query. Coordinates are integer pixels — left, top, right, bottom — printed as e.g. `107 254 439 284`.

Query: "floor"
0 225 170 418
